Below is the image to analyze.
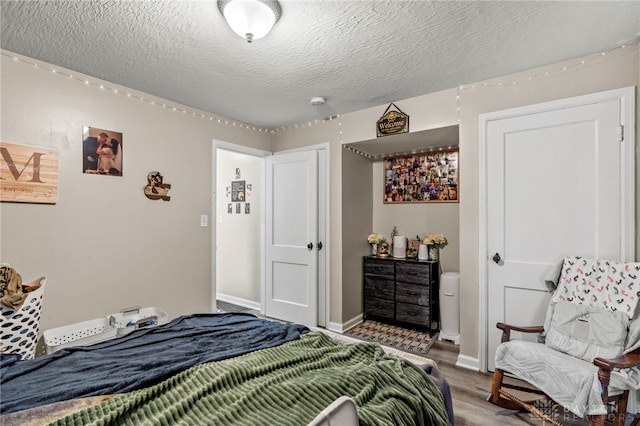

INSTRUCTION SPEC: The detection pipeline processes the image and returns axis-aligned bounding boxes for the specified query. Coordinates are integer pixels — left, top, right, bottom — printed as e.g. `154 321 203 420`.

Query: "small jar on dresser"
362 256 440 334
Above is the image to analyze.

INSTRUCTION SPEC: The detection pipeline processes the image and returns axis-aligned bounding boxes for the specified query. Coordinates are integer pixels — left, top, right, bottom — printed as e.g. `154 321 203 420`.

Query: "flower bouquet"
422 233 448 248
367 233 385 244
367 233 386 255
422 233 447 261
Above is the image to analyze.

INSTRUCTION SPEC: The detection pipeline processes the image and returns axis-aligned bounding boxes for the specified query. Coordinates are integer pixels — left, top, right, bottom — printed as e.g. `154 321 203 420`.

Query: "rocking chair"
490 256 640 426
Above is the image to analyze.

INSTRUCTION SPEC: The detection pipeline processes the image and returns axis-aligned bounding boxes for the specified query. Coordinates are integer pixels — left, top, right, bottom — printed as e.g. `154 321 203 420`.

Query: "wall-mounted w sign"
1 141 58 204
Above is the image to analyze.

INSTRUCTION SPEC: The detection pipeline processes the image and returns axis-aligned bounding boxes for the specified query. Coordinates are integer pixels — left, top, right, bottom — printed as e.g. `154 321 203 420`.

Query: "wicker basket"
0 277 46 360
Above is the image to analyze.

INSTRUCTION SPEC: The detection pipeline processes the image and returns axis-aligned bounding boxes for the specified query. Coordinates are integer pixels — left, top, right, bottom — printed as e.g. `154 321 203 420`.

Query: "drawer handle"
443 292 454 297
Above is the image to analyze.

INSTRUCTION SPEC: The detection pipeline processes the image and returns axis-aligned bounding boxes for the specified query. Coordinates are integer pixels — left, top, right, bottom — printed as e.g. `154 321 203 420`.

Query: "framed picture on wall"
82 126 123 176
231 180 245 202
383 149 458 203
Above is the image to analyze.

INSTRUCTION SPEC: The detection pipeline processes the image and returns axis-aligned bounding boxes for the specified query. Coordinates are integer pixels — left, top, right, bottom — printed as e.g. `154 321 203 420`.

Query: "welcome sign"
0 141 58 204
376 103 409 137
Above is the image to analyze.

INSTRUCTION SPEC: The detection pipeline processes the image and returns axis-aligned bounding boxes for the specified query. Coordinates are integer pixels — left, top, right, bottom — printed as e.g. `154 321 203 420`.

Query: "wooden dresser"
362 256 440 334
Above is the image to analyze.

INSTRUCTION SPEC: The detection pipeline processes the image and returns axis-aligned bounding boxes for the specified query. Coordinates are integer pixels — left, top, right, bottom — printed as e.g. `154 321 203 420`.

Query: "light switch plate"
200 215 208 227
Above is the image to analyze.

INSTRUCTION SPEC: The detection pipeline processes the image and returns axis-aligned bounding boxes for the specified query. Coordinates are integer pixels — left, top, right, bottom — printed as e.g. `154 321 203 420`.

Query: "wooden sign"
377 103 409 137
0 141 58 204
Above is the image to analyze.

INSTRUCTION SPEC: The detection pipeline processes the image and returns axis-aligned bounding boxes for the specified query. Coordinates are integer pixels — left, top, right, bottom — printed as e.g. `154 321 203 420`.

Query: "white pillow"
545 300 629 362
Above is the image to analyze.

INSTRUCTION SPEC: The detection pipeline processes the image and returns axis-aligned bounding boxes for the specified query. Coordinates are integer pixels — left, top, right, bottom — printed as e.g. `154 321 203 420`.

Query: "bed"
0 313 452 425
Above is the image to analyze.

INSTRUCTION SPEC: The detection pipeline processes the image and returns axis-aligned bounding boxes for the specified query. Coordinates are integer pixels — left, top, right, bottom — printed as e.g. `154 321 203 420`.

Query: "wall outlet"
200 215 208 227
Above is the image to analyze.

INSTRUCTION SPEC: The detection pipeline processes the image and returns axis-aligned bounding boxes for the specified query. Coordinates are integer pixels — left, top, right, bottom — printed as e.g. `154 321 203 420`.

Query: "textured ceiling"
1 1 639 130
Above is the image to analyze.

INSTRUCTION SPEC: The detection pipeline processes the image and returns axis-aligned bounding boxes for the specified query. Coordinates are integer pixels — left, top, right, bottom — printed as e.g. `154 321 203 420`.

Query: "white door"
485 90 635 371
265 150 318 326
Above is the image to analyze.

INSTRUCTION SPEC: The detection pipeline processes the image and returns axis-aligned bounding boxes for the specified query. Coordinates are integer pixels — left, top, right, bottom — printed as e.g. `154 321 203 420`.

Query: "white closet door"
265 150 318 326
484 90 634 371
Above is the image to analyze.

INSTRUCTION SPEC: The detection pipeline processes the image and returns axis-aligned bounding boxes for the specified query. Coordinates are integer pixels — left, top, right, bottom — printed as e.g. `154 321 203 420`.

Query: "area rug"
215 301 254 314
344 320 438 356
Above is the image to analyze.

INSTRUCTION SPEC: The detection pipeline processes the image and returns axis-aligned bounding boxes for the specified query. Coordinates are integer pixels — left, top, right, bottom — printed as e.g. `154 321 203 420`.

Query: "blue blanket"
0 313 308 414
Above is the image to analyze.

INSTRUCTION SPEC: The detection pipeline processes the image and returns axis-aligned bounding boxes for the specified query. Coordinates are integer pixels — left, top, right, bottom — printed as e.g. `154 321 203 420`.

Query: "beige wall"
371 161 460 274
273 91 460 327
0 51 271 332
274 46 640 364
341 149 373 323
457 45 639 364
3 45 638 365
272 120 345 325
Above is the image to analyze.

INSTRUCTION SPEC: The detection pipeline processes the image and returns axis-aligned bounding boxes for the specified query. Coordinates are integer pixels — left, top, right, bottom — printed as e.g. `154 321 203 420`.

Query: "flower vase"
371 243 378 256
428 245 439 261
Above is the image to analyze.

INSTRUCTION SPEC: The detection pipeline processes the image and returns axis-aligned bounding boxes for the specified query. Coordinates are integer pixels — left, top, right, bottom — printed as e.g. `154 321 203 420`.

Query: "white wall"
0 51 272 332
215 149 262 304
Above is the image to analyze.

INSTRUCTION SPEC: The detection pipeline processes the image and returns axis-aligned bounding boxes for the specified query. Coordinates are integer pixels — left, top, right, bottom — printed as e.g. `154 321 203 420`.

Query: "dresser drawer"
396 263 429 285
395 302 429 327
364 297 394 320
364 259 394 278
396 282 429 306
364 277 394 300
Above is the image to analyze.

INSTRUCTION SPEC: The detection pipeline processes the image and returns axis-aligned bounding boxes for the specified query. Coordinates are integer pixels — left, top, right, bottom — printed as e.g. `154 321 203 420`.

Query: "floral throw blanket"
552 255 640 318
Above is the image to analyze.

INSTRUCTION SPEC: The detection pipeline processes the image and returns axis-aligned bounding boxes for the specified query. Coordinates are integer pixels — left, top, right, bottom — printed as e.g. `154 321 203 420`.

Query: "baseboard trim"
327 314 363 334
455 354 480 371
215 294 260 311
327 321 344 333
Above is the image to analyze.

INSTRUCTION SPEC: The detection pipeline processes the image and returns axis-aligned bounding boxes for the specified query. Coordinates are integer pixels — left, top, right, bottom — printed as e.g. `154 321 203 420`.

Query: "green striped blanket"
49 332 448 426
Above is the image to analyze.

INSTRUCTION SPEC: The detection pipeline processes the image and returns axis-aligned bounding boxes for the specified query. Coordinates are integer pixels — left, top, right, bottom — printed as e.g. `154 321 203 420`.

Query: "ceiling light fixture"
218 0 281 43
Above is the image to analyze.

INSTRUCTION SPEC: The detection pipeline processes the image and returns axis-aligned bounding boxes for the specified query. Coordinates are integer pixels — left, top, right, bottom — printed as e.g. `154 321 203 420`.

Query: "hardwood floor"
427 340 630 426
219 303 628 425
427 339 537 425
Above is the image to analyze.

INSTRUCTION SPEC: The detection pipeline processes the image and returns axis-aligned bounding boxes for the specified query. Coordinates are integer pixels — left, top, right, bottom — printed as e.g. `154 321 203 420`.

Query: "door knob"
317 242 323 250
492 253 502 264
307 242 314 250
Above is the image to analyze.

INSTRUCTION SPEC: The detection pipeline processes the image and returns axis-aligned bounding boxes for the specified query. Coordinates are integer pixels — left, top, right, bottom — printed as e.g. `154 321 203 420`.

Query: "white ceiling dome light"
218 0 281 43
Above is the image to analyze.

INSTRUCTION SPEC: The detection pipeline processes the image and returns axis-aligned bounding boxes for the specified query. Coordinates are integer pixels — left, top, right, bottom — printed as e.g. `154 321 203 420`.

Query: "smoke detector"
310 96 326 106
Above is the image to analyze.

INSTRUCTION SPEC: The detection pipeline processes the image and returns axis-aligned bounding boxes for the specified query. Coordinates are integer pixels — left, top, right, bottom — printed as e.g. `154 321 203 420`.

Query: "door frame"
271 142 330 328
211 140 271 312
477 86 636 372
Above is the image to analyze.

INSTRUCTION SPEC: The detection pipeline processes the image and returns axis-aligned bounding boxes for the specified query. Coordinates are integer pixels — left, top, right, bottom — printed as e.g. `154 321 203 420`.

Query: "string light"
1 51 271 133
3 42 636 135
457 43 634 91
343 144 453 161
342 43 637 161
456 86 461 123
